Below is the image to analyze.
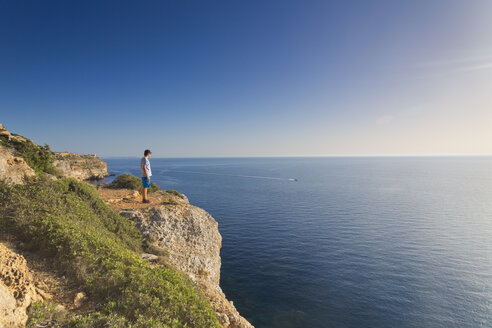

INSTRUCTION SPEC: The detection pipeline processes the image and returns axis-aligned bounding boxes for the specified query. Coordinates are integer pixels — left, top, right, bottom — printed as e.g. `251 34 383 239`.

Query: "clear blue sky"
1 1 491 157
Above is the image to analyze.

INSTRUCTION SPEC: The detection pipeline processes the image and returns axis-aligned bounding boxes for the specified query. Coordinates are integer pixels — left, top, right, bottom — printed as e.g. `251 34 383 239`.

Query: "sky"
1 0 491 157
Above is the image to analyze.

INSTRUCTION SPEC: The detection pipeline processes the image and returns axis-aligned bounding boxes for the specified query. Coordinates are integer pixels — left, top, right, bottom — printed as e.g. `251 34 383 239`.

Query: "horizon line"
99 154 492 159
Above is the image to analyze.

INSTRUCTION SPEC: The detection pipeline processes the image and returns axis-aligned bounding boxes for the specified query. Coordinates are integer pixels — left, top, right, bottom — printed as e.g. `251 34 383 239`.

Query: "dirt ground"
96 187 188 211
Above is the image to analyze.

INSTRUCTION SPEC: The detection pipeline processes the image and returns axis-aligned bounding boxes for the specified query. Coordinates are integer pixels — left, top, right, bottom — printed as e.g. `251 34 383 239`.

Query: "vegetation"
0 176 220 327
166 190 184 199
162 199 179 206
108 174 161 193
0 135 58 175
27 301 73 328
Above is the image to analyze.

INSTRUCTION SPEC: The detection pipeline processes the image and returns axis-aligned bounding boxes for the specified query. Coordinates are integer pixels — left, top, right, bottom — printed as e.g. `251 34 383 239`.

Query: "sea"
102 157 492 328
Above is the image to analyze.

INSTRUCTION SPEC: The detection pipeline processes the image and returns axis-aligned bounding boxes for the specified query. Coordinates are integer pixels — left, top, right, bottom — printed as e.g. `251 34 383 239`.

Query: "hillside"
0 124 252 328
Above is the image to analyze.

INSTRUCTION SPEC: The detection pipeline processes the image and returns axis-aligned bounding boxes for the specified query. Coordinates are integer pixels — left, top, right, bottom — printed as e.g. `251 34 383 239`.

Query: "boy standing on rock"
141 149 152 203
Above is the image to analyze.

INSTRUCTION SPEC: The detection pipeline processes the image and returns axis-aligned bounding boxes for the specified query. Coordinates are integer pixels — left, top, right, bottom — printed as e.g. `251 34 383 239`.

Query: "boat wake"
167 170 297 181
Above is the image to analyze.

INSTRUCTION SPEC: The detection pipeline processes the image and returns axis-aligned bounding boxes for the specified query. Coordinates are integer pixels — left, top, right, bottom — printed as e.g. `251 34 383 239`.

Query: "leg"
142 187 148 201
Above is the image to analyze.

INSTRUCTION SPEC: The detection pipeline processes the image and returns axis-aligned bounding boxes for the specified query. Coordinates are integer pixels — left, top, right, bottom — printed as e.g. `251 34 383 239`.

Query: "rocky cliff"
0 123 109 182
53 152 109 180
100 187 254 328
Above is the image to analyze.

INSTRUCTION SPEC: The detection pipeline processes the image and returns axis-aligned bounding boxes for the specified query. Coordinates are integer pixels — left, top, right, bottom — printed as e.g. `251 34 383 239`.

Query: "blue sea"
103 157 492 328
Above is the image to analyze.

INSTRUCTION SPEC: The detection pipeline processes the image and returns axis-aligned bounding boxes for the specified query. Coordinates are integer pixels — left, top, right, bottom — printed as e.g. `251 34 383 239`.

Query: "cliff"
0 124 253 327
53 152 109 180
0 123 109 183
99 186 254 328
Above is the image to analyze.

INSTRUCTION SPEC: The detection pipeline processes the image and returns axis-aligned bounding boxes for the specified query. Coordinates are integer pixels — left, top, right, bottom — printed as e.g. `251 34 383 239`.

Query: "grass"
162 199 179 206
0 176 220 327
108 174 161 193
0 134 58 175
166 190 184 199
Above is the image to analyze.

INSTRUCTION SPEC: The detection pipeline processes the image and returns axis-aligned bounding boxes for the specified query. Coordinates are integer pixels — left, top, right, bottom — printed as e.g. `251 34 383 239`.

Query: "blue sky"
1 0 491 157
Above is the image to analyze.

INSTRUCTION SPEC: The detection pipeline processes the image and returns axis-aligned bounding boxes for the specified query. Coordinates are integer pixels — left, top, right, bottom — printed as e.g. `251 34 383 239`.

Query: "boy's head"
144 149 152 157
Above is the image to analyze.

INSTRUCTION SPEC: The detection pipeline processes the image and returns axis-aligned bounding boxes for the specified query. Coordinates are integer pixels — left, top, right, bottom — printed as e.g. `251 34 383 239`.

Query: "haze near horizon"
1 1 491 157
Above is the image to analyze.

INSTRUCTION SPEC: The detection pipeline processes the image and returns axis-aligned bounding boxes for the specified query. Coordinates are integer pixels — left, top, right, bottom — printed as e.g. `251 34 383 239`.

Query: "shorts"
141 177 151 188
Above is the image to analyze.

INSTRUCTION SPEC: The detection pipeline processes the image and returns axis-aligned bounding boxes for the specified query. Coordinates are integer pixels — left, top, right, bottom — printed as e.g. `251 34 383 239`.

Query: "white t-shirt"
140 157 152 177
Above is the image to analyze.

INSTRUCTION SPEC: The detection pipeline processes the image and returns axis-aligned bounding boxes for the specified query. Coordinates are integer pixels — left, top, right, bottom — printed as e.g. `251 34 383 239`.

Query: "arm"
141 163 150 181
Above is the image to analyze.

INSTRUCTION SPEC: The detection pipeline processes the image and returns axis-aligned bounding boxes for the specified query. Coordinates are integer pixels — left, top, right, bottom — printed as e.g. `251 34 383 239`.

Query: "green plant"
108 174 161 193
162 199 179 206
166 190 184 199
149 182 161 193
27 301 72 328
0 177 220 327
0 135 57 175
107 174 141 190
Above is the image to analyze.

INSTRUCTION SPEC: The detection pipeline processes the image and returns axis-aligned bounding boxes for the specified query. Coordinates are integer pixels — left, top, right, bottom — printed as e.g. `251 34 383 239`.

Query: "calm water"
103 157 492 328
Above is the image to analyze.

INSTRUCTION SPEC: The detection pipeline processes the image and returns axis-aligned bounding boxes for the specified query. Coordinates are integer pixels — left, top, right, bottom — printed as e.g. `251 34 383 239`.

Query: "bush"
27 301 72 328
166 190 184 199
108 174 161 193
108 174 141 190
0 135 57 175
0 177 219 327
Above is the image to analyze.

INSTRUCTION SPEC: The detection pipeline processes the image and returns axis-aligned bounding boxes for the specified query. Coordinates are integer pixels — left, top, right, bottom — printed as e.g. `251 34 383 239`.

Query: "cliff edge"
99 186 254 328
53 152 108 180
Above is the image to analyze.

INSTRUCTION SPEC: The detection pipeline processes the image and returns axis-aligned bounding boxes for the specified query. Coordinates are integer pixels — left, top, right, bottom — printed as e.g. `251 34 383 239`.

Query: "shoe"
143 199 150 204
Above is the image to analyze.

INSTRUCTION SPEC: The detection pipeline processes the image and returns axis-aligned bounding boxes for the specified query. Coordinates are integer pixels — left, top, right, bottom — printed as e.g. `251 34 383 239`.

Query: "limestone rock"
121 206 222 285
0 243 41 328
120 204 254 328
73 291 87 308
0 145 36 185
0 124 11 141
141 253 159 263
53 152 109 180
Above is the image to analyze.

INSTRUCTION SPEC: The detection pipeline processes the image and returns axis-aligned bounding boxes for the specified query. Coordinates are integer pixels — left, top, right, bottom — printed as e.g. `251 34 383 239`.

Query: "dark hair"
144 149 151 156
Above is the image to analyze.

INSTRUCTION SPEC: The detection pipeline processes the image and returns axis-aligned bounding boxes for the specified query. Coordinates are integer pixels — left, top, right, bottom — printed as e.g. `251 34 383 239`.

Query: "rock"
121 206 222 285
53 152 109 181
0 124 11 140
0 243 41 328
73 291 87 308
141 253 159 263
120 205 254 328
35 287 52 300
55 304 66 312
0 145 36 185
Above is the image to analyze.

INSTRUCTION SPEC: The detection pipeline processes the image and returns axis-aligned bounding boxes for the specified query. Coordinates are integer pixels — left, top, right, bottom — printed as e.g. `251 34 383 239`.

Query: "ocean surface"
102 157 492 328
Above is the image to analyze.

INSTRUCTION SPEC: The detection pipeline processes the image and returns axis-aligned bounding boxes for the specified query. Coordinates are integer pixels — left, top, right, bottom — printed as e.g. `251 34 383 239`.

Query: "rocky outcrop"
119 198 254 328
53 152 108 180
0 145 35 185
0 124 35 184
0 124 11 141
0 243 41 328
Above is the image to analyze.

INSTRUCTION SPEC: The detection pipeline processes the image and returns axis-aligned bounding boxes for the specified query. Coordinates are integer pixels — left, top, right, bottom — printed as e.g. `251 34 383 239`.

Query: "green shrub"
0 177 219 327
149 182 161 193
166 190 184 199
162 199 179 206
108 174 161 193
108 174 141 190
0 135 57 175
27 301 72 328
